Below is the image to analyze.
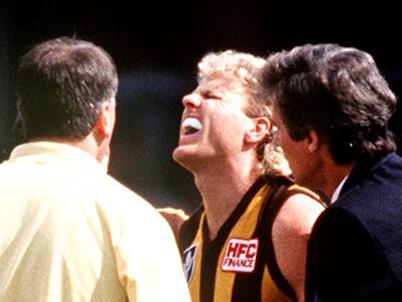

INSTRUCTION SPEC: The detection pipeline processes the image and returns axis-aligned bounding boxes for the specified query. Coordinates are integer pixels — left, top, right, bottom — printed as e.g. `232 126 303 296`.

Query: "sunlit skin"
173 77 258 174
173 75 268 239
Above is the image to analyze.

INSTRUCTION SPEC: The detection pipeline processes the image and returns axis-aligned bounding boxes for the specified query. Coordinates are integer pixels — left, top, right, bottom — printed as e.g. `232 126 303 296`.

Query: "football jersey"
179 176 323 302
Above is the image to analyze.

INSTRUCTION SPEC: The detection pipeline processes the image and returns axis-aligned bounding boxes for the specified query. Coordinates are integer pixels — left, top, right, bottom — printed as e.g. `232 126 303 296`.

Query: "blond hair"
198 50 291 177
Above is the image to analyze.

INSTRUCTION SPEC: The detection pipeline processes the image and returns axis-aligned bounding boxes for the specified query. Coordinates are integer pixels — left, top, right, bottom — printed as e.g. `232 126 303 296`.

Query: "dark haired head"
258 43 396 164
15 36 118 142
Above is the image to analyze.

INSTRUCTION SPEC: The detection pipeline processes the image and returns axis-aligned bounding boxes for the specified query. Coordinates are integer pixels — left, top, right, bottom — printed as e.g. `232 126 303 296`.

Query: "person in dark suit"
257 43 402 301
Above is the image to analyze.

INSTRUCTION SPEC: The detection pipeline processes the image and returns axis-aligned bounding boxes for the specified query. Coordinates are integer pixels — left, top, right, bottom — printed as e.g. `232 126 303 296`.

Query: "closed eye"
200 89 222 100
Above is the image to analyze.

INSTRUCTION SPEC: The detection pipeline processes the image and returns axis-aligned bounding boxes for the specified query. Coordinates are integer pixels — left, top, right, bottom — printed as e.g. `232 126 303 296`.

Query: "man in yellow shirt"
0 37 190 302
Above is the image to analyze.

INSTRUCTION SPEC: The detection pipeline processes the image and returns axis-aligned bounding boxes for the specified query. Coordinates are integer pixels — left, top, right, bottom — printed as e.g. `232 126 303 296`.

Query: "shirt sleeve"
110 196 191 302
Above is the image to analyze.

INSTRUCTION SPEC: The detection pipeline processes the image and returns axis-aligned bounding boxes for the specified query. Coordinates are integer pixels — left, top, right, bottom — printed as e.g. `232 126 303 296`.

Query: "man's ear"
245 117 271 144
305 129 320 152
95 100 116 140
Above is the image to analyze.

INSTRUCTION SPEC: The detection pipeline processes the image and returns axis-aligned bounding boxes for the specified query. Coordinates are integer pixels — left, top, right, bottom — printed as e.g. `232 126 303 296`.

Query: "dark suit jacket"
306 153 402 301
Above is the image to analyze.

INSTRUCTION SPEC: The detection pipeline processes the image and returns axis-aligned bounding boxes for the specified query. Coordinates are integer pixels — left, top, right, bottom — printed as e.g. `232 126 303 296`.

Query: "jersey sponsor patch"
183 244 198 283
221 238 259 273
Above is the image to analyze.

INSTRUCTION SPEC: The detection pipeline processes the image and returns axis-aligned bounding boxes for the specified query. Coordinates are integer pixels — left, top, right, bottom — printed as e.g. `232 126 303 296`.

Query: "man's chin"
172 147 202 171
173 147 191 164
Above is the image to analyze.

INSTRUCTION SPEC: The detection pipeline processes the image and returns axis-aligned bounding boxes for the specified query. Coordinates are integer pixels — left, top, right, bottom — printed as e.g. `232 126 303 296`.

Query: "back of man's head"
259 43 397 164
15 36 118 142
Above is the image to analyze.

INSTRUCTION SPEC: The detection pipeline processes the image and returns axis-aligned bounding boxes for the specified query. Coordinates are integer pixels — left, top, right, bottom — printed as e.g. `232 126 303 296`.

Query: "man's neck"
309 162 354 201
41 134 109 171
193 162 256 240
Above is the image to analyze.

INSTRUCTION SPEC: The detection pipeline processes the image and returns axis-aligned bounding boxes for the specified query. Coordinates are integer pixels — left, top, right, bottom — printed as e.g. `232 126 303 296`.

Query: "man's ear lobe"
245 117 271 144
306 129 320 152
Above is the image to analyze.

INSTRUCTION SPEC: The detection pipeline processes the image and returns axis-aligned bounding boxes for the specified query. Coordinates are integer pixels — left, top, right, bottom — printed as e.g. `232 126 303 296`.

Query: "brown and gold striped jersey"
179 176 324 302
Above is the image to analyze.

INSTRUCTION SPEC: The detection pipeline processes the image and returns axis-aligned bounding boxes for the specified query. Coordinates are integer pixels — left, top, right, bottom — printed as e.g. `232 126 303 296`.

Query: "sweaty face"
172 76 255 171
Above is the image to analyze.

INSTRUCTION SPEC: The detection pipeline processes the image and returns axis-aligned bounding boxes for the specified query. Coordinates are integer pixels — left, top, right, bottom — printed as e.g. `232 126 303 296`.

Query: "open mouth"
182 117 202 135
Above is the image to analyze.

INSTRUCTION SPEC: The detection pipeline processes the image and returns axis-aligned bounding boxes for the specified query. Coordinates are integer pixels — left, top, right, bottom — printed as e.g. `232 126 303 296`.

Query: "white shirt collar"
331 173 350 204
